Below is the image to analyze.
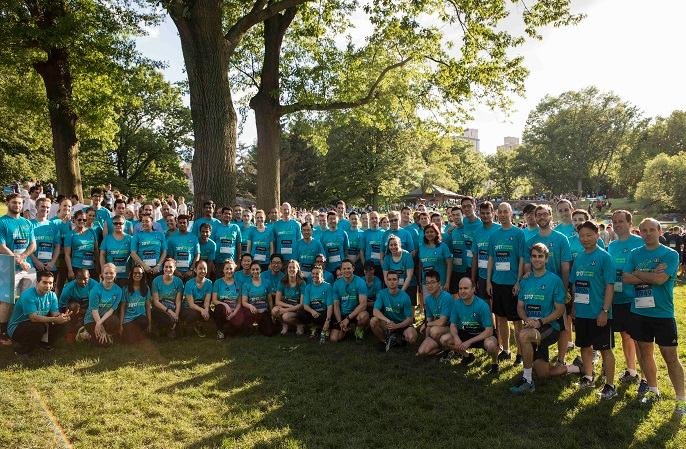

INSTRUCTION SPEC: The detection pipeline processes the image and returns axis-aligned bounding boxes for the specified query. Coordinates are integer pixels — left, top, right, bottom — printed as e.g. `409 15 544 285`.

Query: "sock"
627 368 637 376
584 375 593 381
649 386 660 395
523 368 533 383
567 364 580 374
606 384 615 389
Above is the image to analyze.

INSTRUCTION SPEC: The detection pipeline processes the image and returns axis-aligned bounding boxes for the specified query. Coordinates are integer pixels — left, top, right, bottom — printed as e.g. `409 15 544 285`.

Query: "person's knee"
357 311 370 326
439 333 452 348
520 328 537 343
484 336 498 354
370 317 380 329
405 329 417 344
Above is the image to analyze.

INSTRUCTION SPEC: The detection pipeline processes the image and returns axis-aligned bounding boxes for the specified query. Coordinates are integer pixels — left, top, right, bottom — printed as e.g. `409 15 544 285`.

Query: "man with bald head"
486 202 526 364
272 202 302 263
440 277 499 374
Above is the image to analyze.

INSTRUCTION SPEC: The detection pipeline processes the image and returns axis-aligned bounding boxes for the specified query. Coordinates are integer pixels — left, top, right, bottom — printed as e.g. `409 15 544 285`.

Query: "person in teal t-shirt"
608 209 645 384
211 259 244 339
460 196 482 273
622 218 685 411
382 235 416 304
64 210 98 278
510 242 570 394
330 260 369 342
470 201 501 296
180 260 213 337
295 222 325 281
100 218 132 284
271 203 302 262
272 260 305 336
151 259 184 338
30 198 59 273
320 212 349 274
248 210 274 269
570 221 617 398
553 199 576 239
240 261 276 336
418 223 452 294
370 272 417 349
8 272 71 355
131 215 167 277
417 269 453 357
346 212 364 272
85 264 124 346
119 265 151 343
440 277 499 373
167 216 200 282
296 264 333 337
198 223 217 276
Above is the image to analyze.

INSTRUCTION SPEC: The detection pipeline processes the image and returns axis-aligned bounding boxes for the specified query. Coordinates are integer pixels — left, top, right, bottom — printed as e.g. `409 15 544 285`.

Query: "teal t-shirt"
31 219 59 267
321 229 349 272
303 281 332 312
242 280 271 312
524 230 572 278
418 242 452 285
448 226 467 272
568 234 606 261
249 227 274 264
364 276 383 302
212 278 241 309
518 270 566 330
101 234 132 279
238 223 254 254
570 247 615 319
382 250 415 288
260 270 283 295
212 222 241 263
199 239 217 262
7 287 59 337
625 244 679 318
64 228 98 269
131 230 167 268
295 238 325 280
424 290 453 321
59 278 99 308
277 281 304 306
382 228 414 254
522 227 539 242
607 234 644 304
191 217 221 237
183 278 213 307
122 288 150 323
84 282 123 325
472 223 502 280
272 219 302 261
362 228 386 266
461 216 483 268
332 275 368 315
374 288 412 323
152 276 184 311
450 296 492 333
488 226 526 285
346 228 364 258
167 231 200 273
554 222 576 239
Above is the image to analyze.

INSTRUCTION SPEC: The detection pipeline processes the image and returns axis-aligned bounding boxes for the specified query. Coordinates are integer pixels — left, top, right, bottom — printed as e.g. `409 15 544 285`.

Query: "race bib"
143 258 157 266
37 251 53 260
614 281 623 293
574 291 590 304
478 259 488 269
82 259 94 267
453 257 462 266
495 261 510 272
635 284 655 309
115 266 126 274
176 260 189 268
574 280 590 304
466 249 473 258
220 246 231 254
329 254 341 263
254 253 266 262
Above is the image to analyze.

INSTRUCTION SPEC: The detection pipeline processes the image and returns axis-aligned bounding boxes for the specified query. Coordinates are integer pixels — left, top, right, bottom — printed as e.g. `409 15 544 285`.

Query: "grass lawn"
3 290 686 449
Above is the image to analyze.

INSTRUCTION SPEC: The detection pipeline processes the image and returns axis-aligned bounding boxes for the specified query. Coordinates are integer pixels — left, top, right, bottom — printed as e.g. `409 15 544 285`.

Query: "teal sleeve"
403 295 413 319
604 254 616 284
88 287 99 310
665 249 679 278
553 277 566 304
480 301 493 327
64 232 73 248
382 255 390 271
23 295 39 315
449 304 459 325
373 292 383 311
358 278 368 296
560 236 572 263
49 294 59 313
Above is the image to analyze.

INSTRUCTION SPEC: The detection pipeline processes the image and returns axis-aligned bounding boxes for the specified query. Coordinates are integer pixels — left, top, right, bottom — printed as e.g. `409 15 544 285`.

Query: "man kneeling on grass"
416 270 453 356
439 277 499 374
510 243 576 394
370 272 417 351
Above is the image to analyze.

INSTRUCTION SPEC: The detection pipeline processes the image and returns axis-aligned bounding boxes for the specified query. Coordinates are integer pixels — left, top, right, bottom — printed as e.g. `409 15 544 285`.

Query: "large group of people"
1 187 685 415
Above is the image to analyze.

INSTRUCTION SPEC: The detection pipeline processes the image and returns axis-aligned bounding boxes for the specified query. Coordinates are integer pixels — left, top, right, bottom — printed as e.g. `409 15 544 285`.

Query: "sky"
135 0 686 155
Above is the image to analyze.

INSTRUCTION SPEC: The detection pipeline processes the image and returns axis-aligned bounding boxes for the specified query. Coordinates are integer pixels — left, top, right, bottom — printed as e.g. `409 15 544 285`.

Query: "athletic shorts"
629 313 678 347
449 271 469 294
477 277 489 300
575 317 614 350
612 303 632 333
533 324 559 362
295 310 327 327
491 282 518 321
457 329 486 349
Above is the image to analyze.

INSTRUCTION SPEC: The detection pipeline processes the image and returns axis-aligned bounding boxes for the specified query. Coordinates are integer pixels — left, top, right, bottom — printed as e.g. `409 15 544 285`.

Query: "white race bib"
37 251 52 260
453 257 462 266
574 292 590 304
82 259 93 267
495 261 510 272
614 282 623 293
371 252 381 260
220 246 231 254
176 260 189 268
329 254 341 263
143 258 157 266
281 247 293 255
115 266 126 274
13 249 25 256
466 249 473 258
478 259 487 269
635 296 656 308
254 253 266 262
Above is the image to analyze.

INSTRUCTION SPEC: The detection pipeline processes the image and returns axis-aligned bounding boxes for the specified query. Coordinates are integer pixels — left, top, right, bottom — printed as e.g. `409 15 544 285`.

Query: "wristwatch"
602 308 609 313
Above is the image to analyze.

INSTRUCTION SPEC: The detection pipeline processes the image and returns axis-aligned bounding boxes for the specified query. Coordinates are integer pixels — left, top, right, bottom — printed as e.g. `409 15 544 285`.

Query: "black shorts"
477 277 489 300
449 270 469 294
331 314 358 331
629 313 678 347
612 302 632 333
457 329 486 349
405 285 418 306
491 282 518 321
575 317 614 350
533 324 559 361
295 310 327 326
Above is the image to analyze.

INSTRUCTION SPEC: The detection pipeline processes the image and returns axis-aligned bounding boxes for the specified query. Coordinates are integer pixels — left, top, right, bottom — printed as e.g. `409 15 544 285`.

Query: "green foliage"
486 148 532 199
518 86 643 195
280 122 325 208
635 152 686 212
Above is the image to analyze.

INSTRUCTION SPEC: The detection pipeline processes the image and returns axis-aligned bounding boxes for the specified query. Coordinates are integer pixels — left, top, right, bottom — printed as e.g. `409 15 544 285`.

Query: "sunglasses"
113 222 124 225
76 218 87 222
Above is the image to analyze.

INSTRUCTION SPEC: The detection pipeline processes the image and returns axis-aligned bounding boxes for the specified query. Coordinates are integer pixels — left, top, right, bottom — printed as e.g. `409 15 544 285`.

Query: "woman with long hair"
119 265 151 343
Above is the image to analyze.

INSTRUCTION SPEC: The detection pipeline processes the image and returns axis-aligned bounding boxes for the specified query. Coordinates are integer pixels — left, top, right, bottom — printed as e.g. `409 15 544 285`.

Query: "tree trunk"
171 1 237 212
250 9 296 211
34 48 83 200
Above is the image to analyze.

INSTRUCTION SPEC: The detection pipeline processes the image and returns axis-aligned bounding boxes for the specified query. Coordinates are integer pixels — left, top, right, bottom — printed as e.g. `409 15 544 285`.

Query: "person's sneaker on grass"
598 384 618 400
385 332 399 353
497 350 511 362
193 325 206 338
572 356 585 374
354 326 364 341
216 330 225 341
439 351 456 364
514 354 523 365
619 370 639 384
459 353 476 366
38 342 54 352
639 390 661 406
488 363 499 376
637 379 649 397
0 334 12 346
579 376 594 389
510 377 535 394
675 402 686 416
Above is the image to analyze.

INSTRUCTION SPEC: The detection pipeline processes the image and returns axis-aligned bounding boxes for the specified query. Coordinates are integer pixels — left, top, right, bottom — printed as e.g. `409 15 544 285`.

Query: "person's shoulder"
18 287 37 302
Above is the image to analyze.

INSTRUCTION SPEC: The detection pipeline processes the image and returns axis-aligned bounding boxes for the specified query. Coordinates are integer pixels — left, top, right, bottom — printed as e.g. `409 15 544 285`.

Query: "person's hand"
323 320 330 332
172 311 180 322
452 335 462 347
201 309 210 320
512 282 520 296
34 261 46 271
67 269 75 280
341 318 350 332
486 281 493 297
524 318 537 329
54 310 72 324
443 282 449 292
311 311 320 319
597 310 608 327
654 263 667 273
522 271 531 279
457 340 472 352
248 304 258 314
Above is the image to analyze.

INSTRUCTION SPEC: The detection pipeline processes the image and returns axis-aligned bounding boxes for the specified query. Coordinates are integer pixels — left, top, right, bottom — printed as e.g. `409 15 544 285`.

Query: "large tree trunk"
34 48 83 200
171 1 237 212
250 9 296 211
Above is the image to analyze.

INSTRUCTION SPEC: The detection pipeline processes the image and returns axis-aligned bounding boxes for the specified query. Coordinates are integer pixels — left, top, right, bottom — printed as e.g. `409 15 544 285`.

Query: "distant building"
180 162 193 194
456 128 480 151
496 136 521 152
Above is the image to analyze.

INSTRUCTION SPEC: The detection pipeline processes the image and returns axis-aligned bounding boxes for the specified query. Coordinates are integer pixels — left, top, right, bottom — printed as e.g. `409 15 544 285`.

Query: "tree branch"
232 64 260 89
280 56 413 115
225 0 310 52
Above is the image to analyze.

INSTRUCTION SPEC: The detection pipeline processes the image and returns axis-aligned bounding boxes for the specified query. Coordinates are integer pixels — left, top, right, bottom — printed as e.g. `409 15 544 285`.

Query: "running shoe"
619 370 639 384
598 384 618 400
579 376 595 389
510 377 535 394
640 391 661 406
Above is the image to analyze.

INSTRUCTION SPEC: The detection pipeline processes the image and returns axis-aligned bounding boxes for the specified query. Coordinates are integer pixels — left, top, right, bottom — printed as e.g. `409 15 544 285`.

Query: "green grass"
2 295 686 449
